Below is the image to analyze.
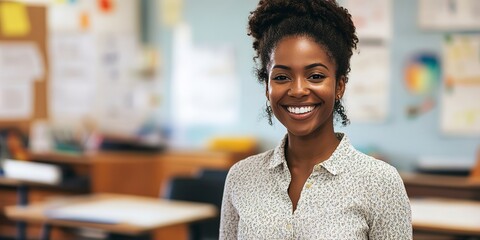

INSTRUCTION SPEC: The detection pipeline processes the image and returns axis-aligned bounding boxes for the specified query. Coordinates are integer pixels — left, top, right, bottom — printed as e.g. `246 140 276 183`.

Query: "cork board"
0 2 47 134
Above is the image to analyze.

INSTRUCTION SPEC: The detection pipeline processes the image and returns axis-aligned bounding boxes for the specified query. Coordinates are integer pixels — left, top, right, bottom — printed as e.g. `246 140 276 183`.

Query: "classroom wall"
147 0 480 171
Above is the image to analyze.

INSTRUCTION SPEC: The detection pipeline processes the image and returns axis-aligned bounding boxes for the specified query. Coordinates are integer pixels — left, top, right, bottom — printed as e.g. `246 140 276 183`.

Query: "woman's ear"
336 76 346 99
265 83 270 101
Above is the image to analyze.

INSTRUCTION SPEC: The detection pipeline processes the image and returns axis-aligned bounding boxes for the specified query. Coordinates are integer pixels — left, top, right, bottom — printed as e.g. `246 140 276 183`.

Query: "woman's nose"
288 78 309 97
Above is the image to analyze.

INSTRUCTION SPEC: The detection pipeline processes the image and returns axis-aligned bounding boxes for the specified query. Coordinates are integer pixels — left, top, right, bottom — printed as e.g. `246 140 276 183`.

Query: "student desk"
400 172 480 200
4 193 217 240
411 198 480 238
0 176 86 240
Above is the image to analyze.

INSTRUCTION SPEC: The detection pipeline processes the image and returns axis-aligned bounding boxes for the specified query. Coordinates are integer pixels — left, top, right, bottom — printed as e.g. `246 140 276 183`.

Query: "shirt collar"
268 132 353 176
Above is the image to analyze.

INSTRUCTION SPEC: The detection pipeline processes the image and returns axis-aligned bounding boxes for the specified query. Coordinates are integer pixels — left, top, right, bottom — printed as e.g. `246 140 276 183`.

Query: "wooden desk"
0 176 85 240
30 149 246 197
401 172 480 200
411 198 480 238
1 150 245 239
5 193 217 239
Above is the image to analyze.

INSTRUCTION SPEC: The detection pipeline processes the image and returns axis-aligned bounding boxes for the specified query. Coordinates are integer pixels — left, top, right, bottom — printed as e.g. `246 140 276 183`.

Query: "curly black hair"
247 0 358 126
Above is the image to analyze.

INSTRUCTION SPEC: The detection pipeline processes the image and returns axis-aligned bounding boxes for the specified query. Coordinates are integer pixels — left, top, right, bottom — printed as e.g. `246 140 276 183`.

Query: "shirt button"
314 165 322 171
305 182 313 189
286 224 293 230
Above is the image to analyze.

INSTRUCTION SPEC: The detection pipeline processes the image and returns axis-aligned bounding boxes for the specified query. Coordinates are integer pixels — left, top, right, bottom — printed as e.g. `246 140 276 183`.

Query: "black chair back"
164 171 227 240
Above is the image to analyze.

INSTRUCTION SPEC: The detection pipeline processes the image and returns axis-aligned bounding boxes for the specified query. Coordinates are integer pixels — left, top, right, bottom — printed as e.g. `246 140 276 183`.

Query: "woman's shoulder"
348 149 401 180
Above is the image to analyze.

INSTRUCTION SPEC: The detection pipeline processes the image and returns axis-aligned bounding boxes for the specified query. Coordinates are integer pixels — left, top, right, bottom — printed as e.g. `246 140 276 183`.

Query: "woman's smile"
283 104 320 120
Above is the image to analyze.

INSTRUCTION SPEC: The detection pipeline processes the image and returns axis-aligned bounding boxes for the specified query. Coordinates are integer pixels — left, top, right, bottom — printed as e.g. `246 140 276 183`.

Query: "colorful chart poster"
441 35 480 135
404 53 441 96
403 53 441 118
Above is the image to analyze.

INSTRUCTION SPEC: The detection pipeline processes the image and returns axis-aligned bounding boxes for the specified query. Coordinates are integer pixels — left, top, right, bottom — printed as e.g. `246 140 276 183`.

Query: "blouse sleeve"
219 168 239 240
368 166 412 240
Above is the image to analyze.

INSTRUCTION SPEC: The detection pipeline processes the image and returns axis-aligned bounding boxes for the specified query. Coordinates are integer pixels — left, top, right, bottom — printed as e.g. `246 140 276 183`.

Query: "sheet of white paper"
94 33 147 136
0 83 32 119
344 44 390 123
0 42 44 81
49 32 97 120
46 198 214 228
441 35 480 135
172 24 240 126
419 0 480 30
344 0 392 40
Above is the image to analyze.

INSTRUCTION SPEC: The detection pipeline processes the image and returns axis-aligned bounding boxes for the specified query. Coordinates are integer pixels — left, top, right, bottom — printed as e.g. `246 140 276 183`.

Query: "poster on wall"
344 44 390 123
344 0 392 40
441 34 480 135
403 53 441 118
419 0 480 30
171 24 240 127
49 32 97 121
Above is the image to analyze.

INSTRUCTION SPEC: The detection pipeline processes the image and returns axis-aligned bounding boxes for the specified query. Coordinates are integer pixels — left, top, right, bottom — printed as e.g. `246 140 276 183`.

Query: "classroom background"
1 0 480 239
149 0 480 172
0 0 478 171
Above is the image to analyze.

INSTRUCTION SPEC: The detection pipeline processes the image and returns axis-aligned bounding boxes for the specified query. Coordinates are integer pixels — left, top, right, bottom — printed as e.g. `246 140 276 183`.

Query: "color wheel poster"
441 34 480 135
403 52 440 118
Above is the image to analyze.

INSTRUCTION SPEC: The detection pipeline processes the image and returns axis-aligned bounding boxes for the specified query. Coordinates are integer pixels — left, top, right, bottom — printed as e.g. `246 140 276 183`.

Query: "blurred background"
0 0 480 239
0 0 477 170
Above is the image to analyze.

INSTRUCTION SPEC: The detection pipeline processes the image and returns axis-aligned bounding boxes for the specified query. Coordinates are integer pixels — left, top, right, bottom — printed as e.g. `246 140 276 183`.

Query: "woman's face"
266 36 345 137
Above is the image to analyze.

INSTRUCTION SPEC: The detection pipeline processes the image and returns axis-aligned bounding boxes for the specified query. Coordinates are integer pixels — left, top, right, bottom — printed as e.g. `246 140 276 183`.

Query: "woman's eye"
309 74 325 80
273 75 288 81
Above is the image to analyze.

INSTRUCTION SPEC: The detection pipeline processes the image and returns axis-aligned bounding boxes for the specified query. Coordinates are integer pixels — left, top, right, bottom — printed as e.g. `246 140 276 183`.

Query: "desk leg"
16 184 28 240
40 224 51 240
16 222 26 240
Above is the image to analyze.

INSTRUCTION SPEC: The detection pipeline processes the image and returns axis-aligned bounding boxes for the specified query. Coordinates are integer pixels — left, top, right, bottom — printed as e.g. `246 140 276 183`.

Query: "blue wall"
147 0 480 170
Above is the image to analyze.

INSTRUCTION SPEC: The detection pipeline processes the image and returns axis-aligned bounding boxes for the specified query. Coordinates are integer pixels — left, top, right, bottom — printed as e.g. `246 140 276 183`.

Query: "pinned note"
0 43 44 81
98 0 114 13
0 2 31 37
79 11 90 30
160 0 183 27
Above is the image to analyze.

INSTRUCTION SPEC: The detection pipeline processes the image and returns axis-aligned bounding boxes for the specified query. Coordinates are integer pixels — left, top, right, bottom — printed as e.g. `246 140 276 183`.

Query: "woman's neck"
286 128 340 168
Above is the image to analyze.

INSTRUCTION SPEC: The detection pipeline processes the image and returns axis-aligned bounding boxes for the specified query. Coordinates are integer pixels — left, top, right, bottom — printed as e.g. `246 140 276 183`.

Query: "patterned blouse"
220 133 412 240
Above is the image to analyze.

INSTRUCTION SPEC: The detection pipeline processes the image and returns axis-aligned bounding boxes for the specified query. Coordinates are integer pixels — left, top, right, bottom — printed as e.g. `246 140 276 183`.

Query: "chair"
197 169 228 182
163 172 227 240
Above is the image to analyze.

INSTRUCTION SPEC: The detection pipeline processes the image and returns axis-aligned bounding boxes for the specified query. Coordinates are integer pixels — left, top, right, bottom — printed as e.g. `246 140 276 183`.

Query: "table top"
5 193 218 235
400 172 480 189
411 198 480 236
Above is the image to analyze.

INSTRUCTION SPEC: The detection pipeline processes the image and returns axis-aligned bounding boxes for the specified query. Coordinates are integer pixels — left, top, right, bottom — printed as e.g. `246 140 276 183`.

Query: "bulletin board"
0 1 47 134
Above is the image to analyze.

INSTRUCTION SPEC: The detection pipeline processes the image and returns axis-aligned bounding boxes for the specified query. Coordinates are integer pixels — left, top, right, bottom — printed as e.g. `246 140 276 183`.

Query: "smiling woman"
267 36 342 139
219 0 412 239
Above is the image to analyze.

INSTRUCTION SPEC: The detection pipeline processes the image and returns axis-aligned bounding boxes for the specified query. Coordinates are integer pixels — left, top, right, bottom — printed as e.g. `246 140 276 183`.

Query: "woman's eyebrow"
272 64 290 70
272 63 329 70
305 63 328 70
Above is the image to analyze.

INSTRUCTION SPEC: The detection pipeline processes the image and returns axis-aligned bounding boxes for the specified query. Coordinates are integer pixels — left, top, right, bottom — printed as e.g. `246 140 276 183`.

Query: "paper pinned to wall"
0 42 44 81
159 0 183 27
0 2 31 37
171 24 240 126
344 0 392 40
94 33 149 136
344 44 390 123
49 32 97 121
441 34 480 135
0 83 33 119
419 0 480 30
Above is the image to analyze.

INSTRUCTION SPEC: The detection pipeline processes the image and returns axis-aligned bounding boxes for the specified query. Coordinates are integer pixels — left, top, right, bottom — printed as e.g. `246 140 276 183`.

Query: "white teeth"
287 106 315 114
